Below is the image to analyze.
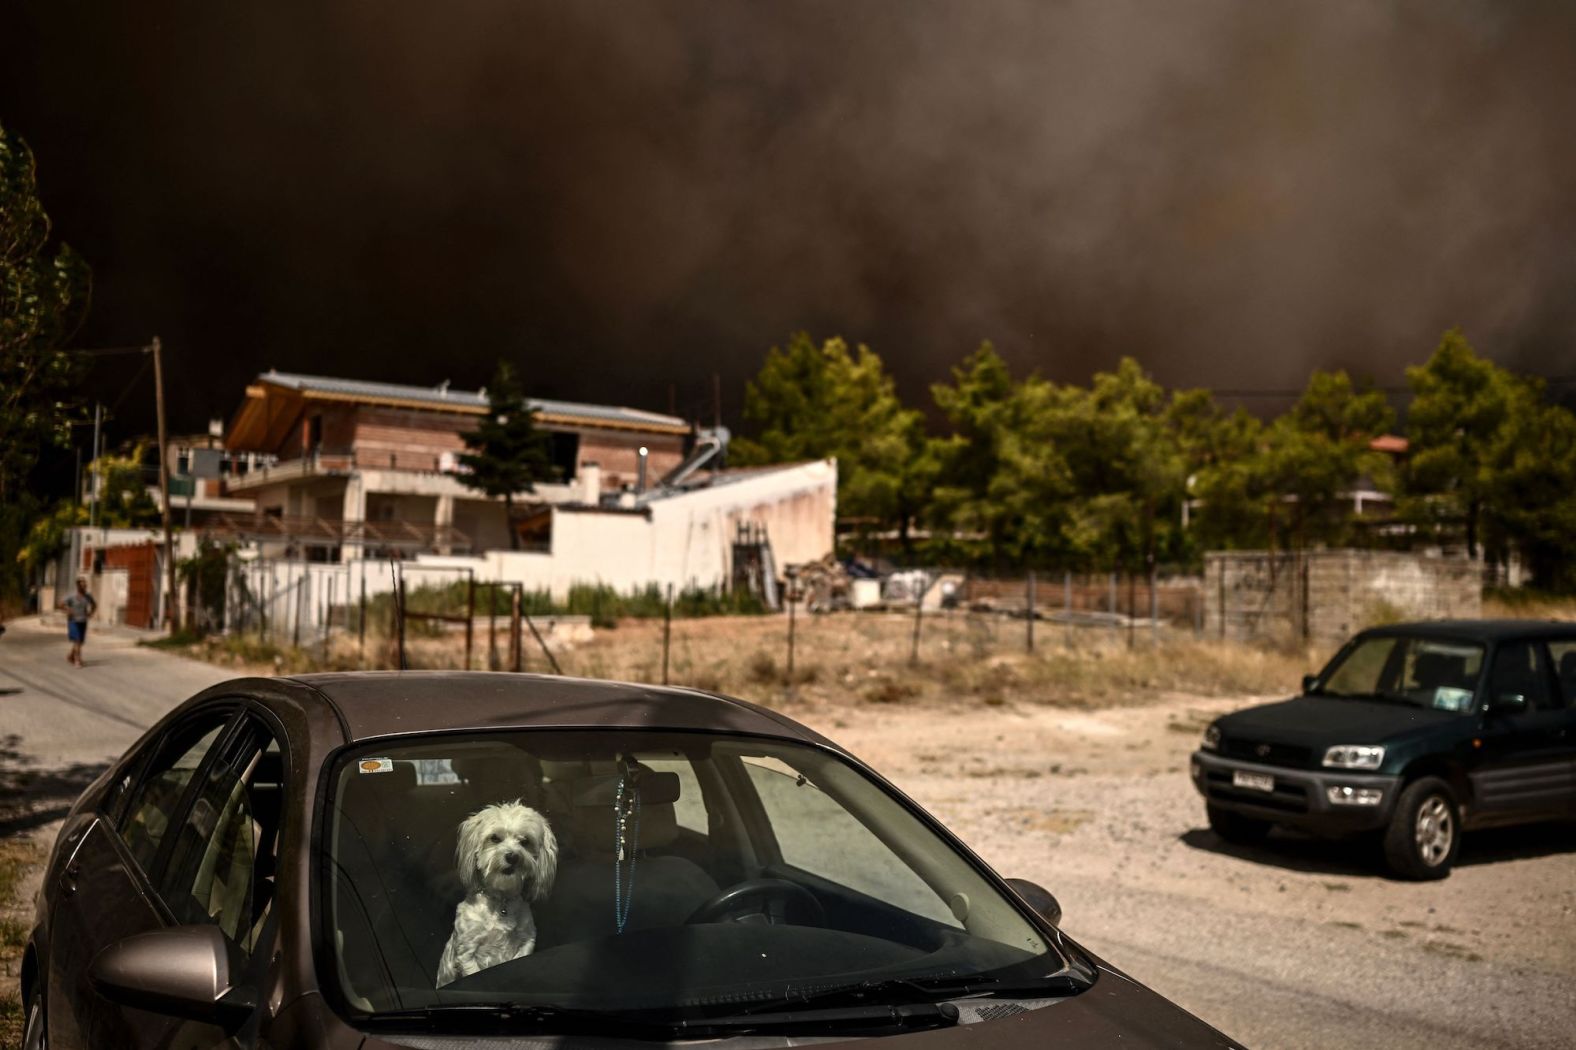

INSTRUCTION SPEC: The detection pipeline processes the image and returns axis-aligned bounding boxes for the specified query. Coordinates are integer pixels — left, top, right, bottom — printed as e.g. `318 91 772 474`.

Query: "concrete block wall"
1204 549 1481 646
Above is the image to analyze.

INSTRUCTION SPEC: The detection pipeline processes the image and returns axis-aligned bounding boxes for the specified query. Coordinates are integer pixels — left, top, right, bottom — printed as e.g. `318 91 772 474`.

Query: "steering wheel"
685 877 827 927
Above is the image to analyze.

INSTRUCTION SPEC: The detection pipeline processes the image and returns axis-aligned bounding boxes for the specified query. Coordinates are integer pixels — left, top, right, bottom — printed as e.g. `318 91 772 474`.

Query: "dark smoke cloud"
3 0 1574 438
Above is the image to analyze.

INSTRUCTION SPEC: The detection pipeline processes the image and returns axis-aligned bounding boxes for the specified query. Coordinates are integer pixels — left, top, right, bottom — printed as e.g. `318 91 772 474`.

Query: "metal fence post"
786 573 799 684
510 584 523 672
909 578 925 666
488 582 499 671
662 583 673 685
464 574 476 670
1026 570 1036 653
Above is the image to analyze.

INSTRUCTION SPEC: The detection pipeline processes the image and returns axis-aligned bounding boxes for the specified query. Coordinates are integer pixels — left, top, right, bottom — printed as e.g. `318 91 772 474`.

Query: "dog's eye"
488 833 501 843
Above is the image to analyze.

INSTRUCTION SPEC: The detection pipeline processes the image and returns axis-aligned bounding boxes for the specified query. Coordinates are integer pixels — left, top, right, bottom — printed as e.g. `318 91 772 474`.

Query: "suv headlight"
1201 724 1221 752
1323 745 1385 770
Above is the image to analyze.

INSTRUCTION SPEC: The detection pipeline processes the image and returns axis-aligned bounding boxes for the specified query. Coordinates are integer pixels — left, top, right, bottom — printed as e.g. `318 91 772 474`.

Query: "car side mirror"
1301 674 1318 695
90 925 257 1032
1490 693 1528 715
1005 877 1061 928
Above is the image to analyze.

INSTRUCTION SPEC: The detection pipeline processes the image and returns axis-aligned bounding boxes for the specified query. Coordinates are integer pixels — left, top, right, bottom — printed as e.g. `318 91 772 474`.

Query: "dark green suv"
1190 621 1576 879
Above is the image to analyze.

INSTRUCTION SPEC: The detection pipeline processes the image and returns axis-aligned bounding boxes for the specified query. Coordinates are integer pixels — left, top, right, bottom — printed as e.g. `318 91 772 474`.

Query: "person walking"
59 577 97 666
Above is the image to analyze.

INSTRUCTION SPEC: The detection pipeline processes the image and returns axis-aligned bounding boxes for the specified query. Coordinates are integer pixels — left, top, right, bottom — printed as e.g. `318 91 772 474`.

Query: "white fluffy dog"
436 800 558 987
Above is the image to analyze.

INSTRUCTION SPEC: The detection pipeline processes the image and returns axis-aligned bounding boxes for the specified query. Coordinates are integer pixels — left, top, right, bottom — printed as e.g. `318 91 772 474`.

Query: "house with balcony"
216 370 693 560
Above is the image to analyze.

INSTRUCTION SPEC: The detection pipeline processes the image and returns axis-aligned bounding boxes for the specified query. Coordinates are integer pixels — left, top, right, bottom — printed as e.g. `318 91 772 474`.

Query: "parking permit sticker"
1432 687 1472 712
358 758 394 774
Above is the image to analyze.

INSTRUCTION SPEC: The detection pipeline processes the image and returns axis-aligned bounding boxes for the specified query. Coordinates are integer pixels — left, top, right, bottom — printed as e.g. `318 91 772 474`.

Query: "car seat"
534 766 719 949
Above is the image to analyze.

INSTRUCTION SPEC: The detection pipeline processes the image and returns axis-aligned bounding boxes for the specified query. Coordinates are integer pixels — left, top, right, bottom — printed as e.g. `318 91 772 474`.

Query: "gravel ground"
787 695 1576 1049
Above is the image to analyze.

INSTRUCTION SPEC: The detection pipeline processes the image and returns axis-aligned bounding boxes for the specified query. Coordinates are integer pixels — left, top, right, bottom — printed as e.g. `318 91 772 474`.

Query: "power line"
65 344 153 357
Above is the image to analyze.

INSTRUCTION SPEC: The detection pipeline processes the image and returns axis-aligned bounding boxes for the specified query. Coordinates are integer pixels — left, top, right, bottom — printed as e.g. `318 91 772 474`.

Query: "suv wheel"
1382 777 1460 880
1207 803 1272 845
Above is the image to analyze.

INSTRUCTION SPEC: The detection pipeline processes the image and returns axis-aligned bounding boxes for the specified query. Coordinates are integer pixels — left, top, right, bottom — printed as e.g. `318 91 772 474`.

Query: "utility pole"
152 337 178 631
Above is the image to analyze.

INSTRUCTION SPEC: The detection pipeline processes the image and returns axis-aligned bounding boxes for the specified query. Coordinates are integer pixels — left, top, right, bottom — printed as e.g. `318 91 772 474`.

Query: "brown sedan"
21 672 1245 1047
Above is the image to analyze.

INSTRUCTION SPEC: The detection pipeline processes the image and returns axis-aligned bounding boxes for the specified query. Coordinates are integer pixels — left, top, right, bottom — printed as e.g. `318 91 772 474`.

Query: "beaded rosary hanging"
612 773 641 934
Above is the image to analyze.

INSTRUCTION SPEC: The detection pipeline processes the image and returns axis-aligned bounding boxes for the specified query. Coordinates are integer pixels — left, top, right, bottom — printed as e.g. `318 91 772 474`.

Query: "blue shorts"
68 620 87 644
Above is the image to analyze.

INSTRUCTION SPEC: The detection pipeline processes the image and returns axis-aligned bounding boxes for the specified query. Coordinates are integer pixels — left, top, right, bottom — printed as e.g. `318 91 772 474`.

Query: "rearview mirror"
1005 877 1061 927
90 925 257 1031
1301 674 1318 695
1490 693 1528 715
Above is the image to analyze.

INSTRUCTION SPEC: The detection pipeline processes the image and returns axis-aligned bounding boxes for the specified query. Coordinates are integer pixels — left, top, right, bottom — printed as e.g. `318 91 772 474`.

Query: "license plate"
1233 770 1275 793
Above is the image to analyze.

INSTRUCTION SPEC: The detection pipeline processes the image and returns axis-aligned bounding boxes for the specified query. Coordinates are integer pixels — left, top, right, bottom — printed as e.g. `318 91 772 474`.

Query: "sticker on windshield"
358 758 394 774
1432 687 1472 712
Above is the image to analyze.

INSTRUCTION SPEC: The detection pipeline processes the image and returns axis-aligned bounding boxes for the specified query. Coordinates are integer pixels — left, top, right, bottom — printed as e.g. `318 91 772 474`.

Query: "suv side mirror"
1301 674 1318 695
1490 692 1528 715
90 925 257 1032
1005 877 1061 927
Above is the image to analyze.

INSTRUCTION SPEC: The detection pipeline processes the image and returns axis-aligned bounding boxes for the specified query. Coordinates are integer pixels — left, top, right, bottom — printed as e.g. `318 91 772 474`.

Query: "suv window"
1548 641 1576 708
119 714 231 872
161 720 286 955
1487 641 1555 711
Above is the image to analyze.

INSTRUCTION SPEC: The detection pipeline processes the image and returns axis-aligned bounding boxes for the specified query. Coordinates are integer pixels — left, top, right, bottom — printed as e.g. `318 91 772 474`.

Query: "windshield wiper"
676 1001 962 1035
737 972 1083 1015
369 1001 661 1035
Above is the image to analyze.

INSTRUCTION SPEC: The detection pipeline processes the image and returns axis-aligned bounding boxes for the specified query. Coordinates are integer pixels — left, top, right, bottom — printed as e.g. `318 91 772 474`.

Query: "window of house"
548 432 579 481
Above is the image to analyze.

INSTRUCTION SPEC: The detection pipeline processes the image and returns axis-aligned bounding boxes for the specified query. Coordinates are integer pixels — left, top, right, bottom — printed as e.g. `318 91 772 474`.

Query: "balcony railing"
198 512 471 553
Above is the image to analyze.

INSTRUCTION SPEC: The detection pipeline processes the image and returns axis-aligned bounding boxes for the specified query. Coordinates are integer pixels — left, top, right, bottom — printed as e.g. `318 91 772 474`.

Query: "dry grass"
0 837 45 1050
537 612 1313 710
161 610 1319 710
1482 593 1576 622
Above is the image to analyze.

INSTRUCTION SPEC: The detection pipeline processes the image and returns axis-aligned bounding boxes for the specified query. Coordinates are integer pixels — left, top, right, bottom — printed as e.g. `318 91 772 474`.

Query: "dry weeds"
155 610 1320 710
0 837 44 1049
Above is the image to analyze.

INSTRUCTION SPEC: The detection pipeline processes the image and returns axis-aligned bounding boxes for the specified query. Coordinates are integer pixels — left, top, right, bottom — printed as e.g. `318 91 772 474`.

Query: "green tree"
1403 329 1531 560
734 333 933 552
1256 370 1395 550
1165 388 1266 552
454 361 554 550
1024 359 1185 570
1 123 91 606
928 343 1022 565
1492 398 1576 592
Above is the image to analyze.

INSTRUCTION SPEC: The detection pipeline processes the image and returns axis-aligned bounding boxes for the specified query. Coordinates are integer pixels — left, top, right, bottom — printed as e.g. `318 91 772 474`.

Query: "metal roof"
259 370 690 432
280 671 834 746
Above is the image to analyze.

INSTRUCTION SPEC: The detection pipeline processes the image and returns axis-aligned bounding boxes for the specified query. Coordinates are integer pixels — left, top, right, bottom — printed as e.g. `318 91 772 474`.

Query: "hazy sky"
4 0 1574 438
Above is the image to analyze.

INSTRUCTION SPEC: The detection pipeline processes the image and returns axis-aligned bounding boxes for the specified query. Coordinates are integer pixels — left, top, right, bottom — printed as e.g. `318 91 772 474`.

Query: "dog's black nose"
503 851 522 866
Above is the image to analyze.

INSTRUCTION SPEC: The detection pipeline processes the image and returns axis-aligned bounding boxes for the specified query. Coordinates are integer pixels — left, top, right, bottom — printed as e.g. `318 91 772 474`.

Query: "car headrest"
1559 650 1576 684
565 766 681 853
572 770 681 807
452 752 543 808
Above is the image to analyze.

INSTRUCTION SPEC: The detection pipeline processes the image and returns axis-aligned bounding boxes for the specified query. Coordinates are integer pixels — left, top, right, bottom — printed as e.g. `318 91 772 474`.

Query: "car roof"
1360 619 1576 643
278 671 829 746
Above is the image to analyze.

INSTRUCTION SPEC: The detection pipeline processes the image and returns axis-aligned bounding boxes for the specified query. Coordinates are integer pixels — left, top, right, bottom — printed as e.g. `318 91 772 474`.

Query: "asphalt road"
0 617 232 835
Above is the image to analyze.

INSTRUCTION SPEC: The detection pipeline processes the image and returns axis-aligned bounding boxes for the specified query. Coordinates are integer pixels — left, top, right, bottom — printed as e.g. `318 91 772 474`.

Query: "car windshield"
1312 635 1486 712
323 729 1078 1031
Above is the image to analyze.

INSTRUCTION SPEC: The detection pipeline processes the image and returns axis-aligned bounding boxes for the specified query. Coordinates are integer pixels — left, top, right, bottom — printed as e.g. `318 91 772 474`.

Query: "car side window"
1487 642 1554 711
118 714 232 873
160 719 286 955
1548 641 1576 709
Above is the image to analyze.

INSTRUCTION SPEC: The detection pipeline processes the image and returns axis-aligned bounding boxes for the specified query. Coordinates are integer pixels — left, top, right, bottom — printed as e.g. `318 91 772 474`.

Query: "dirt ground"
772 690 1576 1047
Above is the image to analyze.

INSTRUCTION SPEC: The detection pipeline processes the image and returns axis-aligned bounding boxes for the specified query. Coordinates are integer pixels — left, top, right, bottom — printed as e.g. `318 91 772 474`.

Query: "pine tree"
454 362 554 550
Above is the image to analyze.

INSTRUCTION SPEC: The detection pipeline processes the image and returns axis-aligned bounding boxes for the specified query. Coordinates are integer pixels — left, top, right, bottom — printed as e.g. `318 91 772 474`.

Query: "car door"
45 707 235 1050
1471 640 1573 821
1545 638 1576 817
90 713 287 1050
